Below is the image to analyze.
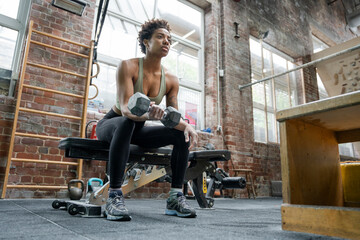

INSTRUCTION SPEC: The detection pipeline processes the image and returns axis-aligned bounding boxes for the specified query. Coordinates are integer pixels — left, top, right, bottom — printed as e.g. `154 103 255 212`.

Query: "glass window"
339 143 354 157
91 0 204 129
0 0 30 97
157 0 201 45
250 37 300 143
0 26 18 69
88 63 117 113
253 108 266 143
0 0 20 19
163 42 200 86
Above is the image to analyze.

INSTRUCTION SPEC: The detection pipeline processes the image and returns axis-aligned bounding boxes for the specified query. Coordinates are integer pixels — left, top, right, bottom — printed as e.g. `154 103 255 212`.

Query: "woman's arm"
117 59 149 121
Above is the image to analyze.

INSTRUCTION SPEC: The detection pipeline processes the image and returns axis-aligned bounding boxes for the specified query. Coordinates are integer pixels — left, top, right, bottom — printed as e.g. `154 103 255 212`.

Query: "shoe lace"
112 194 125 208
178 195 190 209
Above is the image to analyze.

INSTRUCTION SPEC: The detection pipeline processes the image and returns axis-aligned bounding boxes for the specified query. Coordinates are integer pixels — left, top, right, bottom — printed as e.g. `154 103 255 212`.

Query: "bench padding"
59 137 230 163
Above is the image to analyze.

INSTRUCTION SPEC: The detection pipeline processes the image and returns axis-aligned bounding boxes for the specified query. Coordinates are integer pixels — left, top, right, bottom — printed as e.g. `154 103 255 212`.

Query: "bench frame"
56 137 245 216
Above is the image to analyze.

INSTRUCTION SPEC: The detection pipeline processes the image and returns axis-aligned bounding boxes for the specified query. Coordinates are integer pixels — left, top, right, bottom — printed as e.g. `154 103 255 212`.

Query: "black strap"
91 0 109 80
94 0 109 49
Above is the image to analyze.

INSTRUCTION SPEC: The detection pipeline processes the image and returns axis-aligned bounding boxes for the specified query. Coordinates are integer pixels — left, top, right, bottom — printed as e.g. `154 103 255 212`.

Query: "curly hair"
138 19 171 54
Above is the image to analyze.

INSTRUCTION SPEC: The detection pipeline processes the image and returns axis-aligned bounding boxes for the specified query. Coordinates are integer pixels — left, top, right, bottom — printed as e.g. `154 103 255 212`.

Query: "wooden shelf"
276 90 360 239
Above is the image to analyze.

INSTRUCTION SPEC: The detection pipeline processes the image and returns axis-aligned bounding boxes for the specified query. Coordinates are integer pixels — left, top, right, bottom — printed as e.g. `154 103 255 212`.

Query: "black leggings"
96 109 189 189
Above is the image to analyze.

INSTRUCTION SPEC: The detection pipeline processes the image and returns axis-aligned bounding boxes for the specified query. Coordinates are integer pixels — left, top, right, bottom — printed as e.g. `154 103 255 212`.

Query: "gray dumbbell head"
128 92 150 116
161 106 181 128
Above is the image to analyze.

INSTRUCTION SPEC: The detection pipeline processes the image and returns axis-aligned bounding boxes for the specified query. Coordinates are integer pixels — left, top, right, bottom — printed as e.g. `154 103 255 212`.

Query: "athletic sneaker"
165 192 197 218
104 191 131 221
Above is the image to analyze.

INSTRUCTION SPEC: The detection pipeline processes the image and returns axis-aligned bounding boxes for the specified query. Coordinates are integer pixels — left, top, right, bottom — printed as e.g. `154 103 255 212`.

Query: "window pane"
0 26 18 69
253 108 266 142
263 49 274 109
250 38 262 78
162 42 199 85
273 53 287 74
275 81 290 110
88 63 117 112
252 81 265 105
98 16 138 60
265 81 274 110
157 0 201 44
0 0 20 19
312 35 329 53
339 143 354 157
128 0 150 22
115 0 155 21
178 87 201 129
263 49 272 78
267 112 276 142
250 38 264 106
273 54 290 110
288 63 298 106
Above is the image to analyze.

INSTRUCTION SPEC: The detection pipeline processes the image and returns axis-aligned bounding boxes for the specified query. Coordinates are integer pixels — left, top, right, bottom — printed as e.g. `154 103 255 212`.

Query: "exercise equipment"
128 92 181 128
53 137 246 217
68 179 84 200
86 178 103 199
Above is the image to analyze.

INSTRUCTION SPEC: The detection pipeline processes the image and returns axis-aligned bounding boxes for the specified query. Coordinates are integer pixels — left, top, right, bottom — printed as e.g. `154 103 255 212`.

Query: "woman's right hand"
147 102 165 120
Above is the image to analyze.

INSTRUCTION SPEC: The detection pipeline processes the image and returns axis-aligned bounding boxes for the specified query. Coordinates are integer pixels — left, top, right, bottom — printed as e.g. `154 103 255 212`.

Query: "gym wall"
0 0 356 198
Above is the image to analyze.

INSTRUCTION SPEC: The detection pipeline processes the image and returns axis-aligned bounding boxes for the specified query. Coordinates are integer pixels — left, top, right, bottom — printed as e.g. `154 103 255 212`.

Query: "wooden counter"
276 90 360 239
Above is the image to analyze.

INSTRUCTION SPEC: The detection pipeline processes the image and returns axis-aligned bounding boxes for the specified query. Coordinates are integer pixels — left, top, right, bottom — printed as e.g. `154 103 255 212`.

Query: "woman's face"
145 28 172 57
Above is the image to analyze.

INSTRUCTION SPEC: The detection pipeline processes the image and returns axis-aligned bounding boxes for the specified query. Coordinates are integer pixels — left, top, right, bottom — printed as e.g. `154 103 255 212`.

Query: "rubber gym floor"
0 197 346 240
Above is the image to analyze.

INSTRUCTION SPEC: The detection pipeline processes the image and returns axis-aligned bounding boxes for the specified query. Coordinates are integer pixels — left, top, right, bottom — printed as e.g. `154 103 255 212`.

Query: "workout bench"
55 137 246 217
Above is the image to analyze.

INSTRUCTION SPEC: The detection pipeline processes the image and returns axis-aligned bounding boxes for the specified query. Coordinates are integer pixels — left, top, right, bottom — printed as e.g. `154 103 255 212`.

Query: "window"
89 0 204 129
250 37 300 143
0 0 31 96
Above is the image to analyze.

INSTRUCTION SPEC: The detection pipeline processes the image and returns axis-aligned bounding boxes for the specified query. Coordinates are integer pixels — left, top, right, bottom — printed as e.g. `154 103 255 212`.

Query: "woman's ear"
143 39 149 48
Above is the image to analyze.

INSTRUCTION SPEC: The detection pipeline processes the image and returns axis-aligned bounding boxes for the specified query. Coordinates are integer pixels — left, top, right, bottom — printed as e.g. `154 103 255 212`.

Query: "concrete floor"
0 197 346 240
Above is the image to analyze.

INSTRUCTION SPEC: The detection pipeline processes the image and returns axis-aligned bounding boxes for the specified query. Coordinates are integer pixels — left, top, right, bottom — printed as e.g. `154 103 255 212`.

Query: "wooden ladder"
1 20 95 198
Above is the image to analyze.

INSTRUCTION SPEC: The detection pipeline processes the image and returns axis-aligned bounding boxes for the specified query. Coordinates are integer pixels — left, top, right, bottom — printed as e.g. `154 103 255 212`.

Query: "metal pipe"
216 26 221 131
238 43 360 90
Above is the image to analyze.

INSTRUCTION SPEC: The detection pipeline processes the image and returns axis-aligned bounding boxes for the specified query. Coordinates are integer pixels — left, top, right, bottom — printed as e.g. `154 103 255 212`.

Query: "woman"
96 19 198 221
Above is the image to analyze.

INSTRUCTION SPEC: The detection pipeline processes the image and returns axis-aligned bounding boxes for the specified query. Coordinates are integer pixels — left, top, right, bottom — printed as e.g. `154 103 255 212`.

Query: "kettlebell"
85 178 104 199
68 179 84 200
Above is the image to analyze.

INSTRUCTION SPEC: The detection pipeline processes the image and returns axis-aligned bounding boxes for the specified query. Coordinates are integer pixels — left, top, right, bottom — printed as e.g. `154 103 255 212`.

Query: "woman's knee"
114 117 135 136
171 129 189 148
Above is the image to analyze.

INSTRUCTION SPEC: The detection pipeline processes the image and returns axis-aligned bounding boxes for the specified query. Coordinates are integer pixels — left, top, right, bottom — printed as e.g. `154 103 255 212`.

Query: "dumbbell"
128 92 181 128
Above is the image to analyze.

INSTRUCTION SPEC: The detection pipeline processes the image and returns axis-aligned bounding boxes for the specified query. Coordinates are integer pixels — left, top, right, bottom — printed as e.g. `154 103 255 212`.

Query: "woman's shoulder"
163 66 178 82
163 67 179 92
119 58 140 68
117 58 141 75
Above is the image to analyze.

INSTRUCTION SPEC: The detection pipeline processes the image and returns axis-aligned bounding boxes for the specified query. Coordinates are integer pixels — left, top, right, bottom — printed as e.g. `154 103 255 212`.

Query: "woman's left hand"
184 124 198 150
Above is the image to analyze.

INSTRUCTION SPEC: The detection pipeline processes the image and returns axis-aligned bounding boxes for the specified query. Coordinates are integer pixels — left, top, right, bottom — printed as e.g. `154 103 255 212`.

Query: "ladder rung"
23 84 84 99
32 29 90 49
12 158 79 166
15 132 63 140
30 40 89 58
27 62 87 78
6 185 68 189
19 107 82 120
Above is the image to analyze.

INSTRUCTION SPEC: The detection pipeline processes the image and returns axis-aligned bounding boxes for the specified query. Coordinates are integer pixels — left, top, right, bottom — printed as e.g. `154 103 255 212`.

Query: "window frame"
250 36 298 144
0 0 31 96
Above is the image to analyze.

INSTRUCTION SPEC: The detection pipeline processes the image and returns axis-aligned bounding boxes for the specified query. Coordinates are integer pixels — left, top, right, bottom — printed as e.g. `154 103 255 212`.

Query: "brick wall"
203 0 355 198
0 0 357 199
0 0 96 198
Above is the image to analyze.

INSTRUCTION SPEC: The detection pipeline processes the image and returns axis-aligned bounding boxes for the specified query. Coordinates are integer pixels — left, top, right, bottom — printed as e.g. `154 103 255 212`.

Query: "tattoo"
168 96 178 109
